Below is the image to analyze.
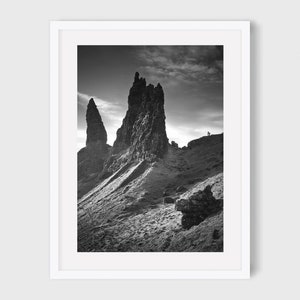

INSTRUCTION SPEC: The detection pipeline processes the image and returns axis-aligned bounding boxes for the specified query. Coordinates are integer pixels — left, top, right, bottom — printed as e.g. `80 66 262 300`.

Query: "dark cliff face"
112 72 169 160
86 98 107 146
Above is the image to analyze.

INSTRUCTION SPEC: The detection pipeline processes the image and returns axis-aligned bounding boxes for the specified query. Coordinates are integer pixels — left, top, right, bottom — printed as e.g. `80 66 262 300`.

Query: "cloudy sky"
78 46 223 149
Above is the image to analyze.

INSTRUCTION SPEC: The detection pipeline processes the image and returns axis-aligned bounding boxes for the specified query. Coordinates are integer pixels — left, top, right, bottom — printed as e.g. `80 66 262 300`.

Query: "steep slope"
78 134 223 252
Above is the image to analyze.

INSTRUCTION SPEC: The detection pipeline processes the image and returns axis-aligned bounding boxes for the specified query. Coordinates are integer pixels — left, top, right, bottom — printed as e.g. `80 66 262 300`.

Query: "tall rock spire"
78 98 109 198
86 98 107 146
112 73 168 160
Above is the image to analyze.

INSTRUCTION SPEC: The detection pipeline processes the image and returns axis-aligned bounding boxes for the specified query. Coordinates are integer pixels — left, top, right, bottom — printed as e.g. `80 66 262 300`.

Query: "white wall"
1 0 300 299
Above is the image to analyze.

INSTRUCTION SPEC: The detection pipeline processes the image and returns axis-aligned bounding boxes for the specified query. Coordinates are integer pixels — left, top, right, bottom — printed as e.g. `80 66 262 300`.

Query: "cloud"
134 46 224 147
77 46 223 149
78 92 123 122
166 123 223 148
136 46 223 85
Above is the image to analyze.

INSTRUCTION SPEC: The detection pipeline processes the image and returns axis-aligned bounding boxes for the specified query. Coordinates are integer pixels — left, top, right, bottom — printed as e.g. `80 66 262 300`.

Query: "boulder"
163 197 175 204
175 185 222 229
163 188 175 196
176 186 187 193
163 190 169 196
181 214 204 229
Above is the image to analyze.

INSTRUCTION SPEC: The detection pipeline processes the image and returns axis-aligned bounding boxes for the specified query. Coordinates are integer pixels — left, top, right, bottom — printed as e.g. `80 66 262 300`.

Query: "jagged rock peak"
86 98 107 146
78 98 110 196
129 72 146 107
134 71 140 82
112 73 168 159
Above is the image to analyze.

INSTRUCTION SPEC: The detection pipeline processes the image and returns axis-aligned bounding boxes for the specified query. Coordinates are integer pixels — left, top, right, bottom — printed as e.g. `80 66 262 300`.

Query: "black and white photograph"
6 0 300 294
77 45 224 252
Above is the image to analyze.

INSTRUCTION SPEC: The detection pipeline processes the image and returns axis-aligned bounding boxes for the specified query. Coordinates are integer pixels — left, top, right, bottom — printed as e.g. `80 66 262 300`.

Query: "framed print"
50 21 250 279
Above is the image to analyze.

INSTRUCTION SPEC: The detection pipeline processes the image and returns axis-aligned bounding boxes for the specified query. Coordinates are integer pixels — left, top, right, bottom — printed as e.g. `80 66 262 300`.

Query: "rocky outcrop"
175 185 222 229
171 141 179 148
163 196 176 204
187 133 223 149
78 98 110 197
86 98 107 146
112 72 168 160
176 186 188 193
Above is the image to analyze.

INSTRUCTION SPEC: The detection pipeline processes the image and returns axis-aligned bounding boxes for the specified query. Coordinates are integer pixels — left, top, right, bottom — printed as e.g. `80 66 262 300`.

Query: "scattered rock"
163 188 174 196
176 186 187 193
181 214 204 229
175 185 222 229
163 197 175 204
163 190 169 196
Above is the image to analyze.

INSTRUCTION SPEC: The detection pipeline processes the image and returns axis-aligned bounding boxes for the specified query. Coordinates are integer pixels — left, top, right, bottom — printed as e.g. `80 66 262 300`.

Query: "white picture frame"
50 21 250 279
